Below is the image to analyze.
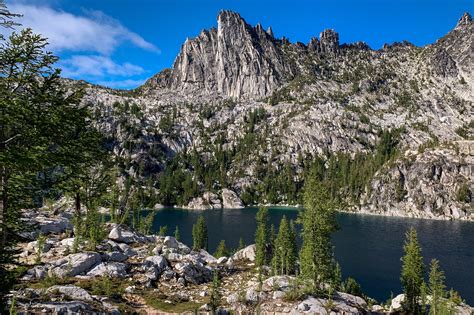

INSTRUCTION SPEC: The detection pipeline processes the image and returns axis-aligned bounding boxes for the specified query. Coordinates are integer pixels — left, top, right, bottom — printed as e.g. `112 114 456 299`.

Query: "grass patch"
76 277 126 299
143 292 203 313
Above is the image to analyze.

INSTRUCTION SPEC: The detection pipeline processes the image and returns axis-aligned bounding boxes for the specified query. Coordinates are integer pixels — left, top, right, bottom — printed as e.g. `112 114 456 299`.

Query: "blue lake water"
147 207 474 304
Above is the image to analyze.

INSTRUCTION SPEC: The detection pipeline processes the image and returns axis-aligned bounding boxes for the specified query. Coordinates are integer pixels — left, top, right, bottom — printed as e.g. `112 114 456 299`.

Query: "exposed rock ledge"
182 188 244 210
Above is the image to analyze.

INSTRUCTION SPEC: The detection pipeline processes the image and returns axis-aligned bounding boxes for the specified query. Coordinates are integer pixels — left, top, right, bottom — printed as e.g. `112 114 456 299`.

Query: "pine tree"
174 225 180 241
192 215 208 250
272 216 297 275
255 207 269 267
0 20 105 304
209 270 221 314
299 176 338 294
214 240 229 258
429 259 446 315
400 227 424 314
237 237 245 251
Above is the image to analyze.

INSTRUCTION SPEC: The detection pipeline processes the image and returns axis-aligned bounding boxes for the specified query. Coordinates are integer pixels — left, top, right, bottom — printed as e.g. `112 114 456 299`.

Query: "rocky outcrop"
46 285 93 301
183 191 222 209
222 188 244 208
108 224 154 243
232 244 256 262
361 145 473 220
51 252 102 278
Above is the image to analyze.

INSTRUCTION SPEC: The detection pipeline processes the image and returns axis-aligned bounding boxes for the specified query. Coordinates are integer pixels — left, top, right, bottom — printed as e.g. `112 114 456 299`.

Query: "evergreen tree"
214 240 229 258
209 270 222 314
158 225 168 237
299 176 338 293
429 259 446 315
174 225 180 241
0 20 104 304
272 216 297 275
400 227 424 314
255 207 269 267
192 215 208 250
237 237 245 251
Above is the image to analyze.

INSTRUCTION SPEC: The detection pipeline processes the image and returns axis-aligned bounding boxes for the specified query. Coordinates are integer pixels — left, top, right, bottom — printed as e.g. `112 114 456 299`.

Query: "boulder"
232 244 256 262
47 285 93 301
272 291 285 299
245 288 259 303
21 301 92 313
36 216 73 234
51 252 101 277
335 291 367 308
166 252 185 261
221 188 244 208
174 260 212 284
198 249 217 264
108 225 150 244
23 265 48 280
163 236 179 249
105 251 128 262
144 255 168 272
60 238 76 248
296 297 328 314
26 239 54 254
87 262 127 278
161 269 177 281
262 275 292 292
390 294 405 312
117 243 137 257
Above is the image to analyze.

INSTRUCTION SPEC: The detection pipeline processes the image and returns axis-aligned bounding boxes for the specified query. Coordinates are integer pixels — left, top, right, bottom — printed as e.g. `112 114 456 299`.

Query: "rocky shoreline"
6 207 474 314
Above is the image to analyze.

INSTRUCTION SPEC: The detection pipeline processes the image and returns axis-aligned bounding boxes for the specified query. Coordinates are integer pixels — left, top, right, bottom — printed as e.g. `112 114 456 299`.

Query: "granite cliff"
77 11 473 219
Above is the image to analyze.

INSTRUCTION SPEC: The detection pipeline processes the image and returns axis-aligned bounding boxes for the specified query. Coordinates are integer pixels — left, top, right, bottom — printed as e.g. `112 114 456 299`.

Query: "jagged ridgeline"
80 11 473 219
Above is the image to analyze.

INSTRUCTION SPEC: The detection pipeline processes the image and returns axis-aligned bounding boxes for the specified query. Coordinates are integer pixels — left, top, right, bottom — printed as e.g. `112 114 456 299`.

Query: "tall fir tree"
255 207 269 267
299 175 338 294
209 270 222 314
192 215 208 250
0 16 105 304
174 225 180 241
428 259 447 315
400 227 424 314
272 216 297 275
214 240 229 258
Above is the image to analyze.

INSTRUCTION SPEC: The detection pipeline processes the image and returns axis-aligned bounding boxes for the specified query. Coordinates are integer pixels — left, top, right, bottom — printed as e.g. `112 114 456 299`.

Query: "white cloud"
59 55 145 78
96 79 146 89
6 3 159 54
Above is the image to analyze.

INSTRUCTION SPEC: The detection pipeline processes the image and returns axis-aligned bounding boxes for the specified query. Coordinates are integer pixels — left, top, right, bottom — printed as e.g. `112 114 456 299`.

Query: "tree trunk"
0 164 8 250
75 192 81 216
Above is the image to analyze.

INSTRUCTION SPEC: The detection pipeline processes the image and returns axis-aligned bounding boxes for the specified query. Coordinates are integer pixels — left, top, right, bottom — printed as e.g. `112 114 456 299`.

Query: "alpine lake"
143 206 474 304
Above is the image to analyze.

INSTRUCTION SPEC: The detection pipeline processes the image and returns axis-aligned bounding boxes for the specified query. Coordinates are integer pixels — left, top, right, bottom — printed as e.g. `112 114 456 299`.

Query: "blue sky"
4 0 472 89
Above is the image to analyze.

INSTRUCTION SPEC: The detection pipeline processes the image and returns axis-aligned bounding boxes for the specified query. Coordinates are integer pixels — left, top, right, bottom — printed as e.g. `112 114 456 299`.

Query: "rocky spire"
308 37 320 52
320 29 340 55
455 12 473 30
159 10 291 98
266 26 274 38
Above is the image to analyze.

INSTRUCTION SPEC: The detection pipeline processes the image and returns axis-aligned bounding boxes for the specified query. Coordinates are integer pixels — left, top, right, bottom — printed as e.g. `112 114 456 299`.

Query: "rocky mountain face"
142 11 294 99
360 142 473 220
80 11 473 220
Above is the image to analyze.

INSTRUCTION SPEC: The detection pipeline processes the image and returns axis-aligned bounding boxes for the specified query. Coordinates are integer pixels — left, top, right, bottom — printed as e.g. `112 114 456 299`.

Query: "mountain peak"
217 10 246 27
455 12 473 30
